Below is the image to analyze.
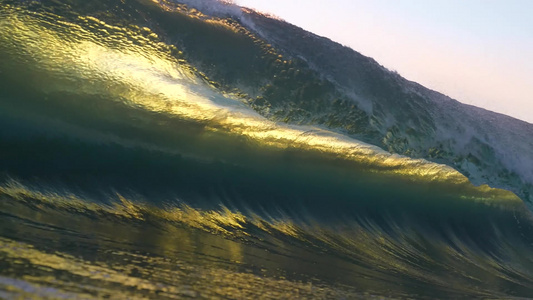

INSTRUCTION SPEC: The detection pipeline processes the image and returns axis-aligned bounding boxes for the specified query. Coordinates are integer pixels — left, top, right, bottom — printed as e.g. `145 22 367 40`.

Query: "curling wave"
1 1 533 298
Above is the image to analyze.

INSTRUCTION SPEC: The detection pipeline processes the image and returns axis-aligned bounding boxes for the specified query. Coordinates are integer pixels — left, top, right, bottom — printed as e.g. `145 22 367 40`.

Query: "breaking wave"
1 1 533 298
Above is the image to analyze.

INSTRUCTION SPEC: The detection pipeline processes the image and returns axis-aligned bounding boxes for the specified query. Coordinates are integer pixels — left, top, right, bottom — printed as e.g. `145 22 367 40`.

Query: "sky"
234 0 533 124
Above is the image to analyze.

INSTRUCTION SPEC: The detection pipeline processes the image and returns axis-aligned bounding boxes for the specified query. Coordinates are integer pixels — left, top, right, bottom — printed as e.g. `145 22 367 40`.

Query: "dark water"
1 1 533 298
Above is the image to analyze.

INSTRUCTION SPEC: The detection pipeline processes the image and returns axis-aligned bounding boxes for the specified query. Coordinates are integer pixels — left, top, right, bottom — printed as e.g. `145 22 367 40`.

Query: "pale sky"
234 0 533 124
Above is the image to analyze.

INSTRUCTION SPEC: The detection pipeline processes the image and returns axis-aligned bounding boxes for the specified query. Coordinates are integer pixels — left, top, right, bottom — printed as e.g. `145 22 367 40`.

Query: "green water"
1 1 533 298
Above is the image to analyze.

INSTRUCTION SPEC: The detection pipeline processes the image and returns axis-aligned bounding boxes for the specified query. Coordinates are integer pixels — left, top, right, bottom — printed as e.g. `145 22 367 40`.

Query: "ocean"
1 1 533 298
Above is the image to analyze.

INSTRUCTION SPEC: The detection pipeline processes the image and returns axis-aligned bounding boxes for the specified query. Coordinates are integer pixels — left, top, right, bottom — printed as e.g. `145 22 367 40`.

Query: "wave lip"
0 4 523 209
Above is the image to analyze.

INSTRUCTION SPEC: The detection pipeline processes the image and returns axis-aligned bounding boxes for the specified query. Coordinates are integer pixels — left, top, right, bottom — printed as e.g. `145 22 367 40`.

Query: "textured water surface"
1 1 533 298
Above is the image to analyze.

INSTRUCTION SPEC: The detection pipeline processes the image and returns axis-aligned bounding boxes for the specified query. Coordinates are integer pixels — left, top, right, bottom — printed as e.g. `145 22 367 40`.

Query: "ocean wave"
1 1 533 298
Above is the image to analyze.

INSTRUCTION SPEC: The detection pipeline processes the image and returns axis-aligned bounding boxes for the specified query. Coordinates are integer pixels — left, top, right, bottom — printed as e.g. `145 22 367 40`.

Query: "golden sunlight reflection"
0 5 523 205
3 3 533 300
0 179 523 299
0 181 380 298
0 235 359 299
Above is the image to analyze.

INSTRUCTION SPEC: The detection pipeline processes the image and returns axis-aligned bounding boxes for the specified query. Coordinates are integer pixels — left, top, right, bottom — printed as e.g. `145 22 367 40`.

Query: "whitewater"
1 0 533 299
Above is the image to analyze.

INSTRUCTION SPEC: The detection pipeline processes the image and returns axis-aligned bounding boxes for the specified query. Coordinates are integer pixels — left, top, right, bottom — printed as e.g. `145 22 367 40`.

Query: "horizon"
234 0 533 124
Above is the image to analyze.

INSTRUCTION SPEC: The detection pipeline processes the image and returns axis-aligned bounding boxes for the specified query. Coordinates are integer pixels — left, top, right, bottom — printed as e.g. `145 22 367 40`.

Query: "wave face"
1 0 533 298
